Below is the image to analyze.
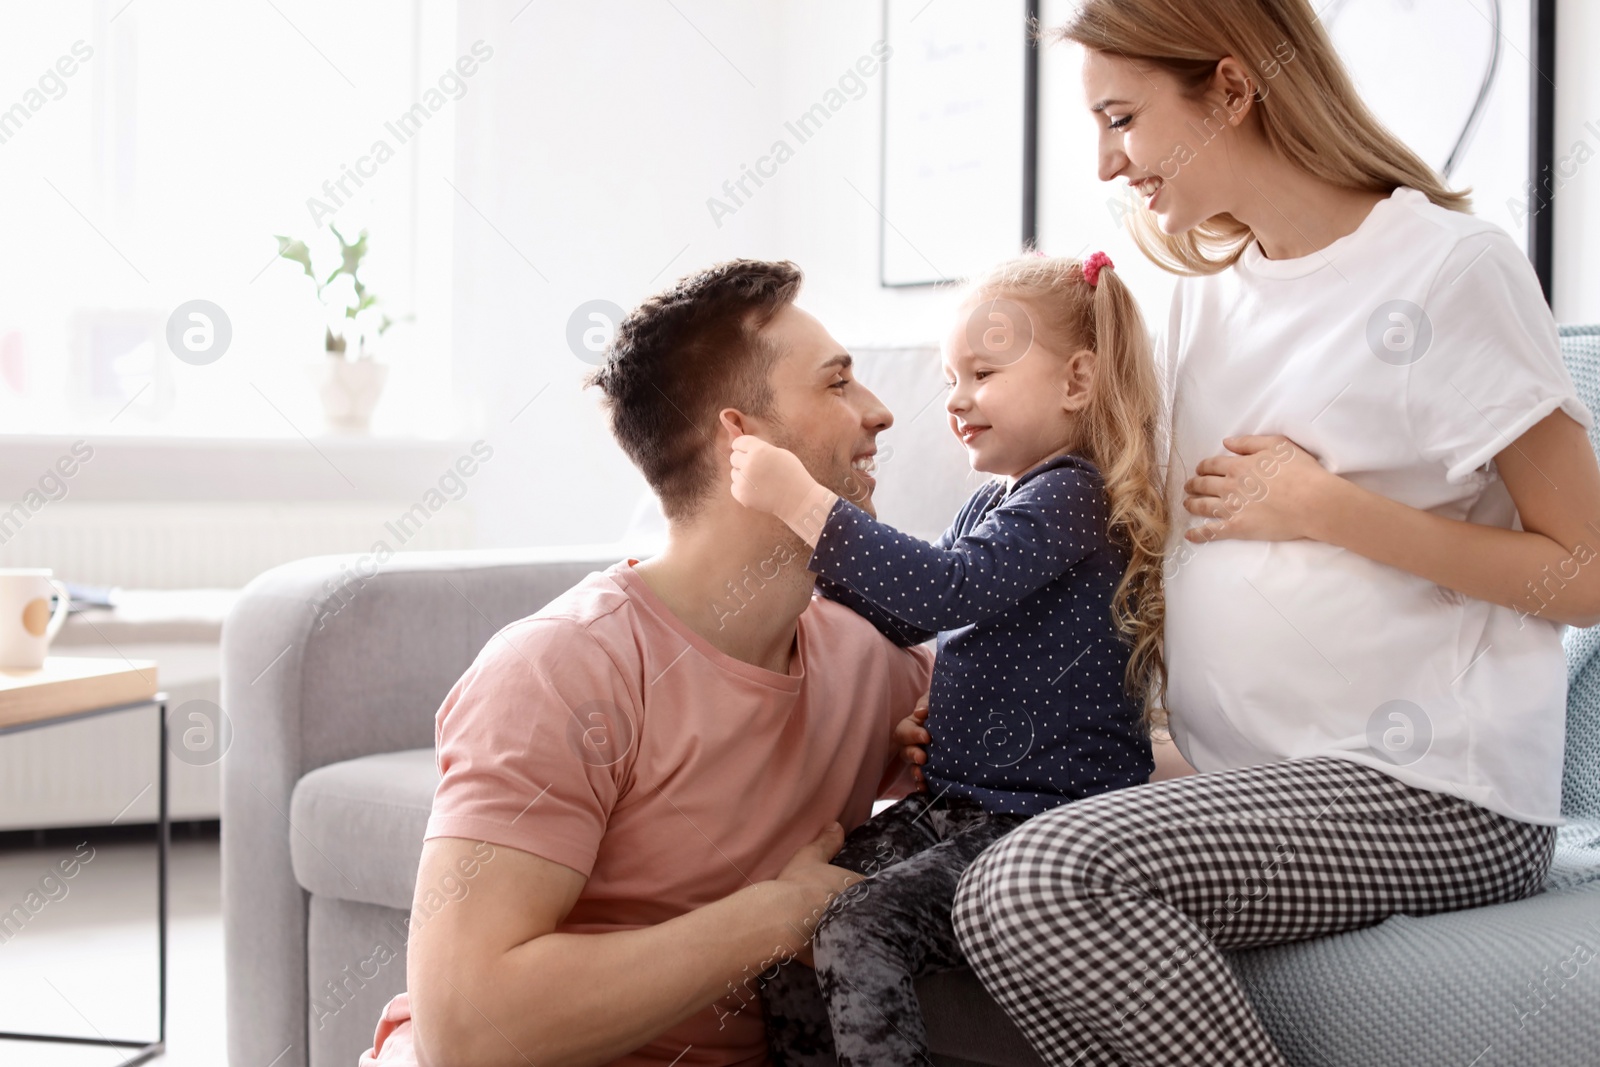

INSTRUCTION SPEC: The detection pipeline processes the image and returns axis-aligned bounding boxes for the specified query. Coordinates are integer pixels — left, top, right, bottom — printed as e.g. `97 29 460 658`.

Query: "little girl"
727 252 1169 1066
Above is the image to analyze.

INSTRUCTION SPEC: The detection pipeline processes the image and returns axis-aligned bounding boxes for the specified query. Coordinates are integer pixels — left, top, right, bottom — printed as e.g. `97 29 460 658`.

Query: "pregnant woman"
950 1 1600 1064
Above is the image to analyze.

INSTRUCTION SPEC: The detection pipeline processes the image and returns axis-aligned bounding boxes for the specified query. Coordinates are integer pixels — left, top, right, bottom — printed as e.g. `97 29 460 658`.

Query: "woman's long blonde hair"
1050 0 1469 276
965 255 1169 729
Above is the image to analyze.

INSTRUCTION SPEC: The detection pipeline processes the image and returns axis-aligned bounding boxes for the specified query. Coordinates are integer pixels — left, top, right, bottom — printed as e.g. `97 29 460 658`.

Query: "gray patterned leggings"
762 790 1029 1067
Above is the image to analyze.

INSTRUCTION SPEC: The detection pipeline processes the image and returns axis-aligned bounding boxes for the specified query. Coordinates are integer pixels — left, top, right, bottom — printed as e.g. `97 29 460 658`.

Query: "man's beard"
768 424 874 518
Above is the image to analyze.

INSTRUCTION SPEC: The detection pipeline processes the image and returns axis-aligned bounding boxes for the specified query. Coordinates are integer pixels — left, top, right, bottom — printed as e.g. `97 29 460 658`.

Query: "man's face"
745 303 893 517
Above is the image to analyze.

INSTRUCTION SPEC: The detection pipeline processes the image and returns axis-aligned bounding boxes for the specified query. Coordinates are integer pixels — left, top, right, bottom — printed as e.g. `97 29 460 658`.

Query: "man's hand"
408 832 873 1065
727 425 839 545
1182 434 1338 543
892 693 931 791
769 823 864 967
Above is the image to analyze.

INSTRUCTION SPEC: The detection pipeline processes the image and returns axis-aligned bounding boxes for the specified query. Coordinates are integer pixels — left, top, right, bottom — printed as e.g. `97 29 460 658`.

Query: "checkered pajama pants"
951 756 1556 1066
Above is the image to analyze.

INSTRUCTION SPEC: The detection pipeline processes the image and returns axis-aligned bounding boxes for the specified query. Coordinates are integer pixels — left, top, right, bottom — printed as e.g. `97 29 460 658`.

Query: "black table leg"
0 694 171 1066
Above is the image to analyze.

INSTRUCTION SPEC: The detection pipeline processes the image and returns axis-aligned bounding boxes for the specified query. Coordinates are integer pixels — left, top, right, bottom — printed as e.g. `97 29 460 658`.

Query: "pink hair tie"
1083 251 1113 287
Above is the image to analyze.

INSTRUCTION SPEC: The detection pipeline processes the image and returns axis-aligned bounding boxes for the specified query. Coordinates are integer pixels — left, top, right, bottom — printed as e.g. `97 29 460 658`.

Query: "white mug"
0 569 71 669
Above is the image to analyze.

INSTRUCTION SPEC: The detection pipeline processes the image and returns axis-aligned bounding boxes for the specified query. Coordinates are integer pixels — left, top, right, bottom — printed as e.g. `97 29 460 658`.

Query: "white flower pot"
314 354 388 434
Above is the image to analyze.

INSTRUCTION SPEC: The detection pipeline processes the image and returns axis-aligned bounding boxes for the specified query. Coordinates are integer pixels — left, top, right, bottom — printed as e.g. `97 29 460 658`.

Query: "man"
361 259 933 1067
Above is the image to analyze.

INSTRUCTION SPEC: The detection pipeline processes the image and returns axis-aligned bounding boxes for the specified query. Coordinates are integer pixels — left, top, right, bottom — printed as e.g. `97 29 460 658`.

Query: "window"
0 0 460 438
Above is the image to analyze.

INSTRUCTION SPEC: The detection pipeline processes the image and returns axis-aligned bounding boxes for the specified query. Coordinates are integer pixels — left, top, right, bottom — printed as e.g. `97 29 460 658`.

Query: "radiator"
0 502 474 830
0 502 474 589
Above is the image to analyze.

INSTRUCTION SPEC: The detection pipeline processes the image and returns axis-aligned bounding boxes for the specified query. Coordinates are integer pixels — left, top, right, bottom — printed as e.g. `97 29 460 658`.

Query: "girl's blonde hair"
965 254 1169 729
1049 0 1469 276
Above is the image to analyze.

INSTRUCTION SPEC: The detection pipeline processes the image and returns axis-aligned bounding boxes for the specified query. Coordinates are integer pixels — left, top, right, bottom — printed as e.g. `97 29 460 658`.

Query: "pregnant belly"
1163 538 1470 767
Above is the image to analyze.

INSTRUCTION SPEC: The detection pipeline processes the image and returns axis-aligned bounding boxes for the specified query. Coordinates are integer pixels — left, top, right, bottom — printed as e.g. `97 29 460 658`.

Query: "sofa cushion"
1550 326 1600 891
1233 878 1600 1067
1557 327 1600 816
289 747 438 910
915 880 1600 1067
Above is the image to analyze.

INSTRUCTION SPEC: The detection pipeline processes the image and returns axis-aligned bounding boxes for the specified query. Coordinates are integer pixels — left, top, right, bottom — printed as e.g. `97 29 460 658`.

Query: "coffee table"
0 657 167 1067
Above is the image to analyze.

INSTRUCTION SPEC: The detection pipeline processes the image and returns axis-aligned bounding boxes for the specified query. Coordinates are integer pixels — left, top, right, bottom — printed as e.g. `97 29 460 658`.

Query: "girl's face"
942 295 1091 481
1079 47 1248 236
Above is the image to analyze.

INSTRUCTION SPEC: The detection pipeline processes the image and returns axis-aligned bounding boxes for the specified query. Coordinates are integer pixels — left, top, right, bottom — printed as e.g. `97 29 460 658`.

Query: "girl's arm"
729 434 1107 633
813 507 973 648
1182 410 1600 627
815 573 939 647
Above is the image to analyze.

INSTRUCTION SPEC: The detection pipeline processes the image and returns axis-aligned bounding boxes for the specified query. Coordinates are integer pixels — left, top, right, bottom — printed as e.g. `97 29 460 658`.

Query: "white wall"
453 1 776 547
450 0 1178 550
453 0 964 549
453 0 1600 551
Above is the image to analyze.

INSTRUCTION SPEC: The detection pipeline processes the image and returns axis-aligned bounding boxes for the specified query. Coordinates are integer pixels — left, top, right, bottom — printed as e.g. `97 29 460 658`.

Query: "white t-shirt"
1159 186 1592 825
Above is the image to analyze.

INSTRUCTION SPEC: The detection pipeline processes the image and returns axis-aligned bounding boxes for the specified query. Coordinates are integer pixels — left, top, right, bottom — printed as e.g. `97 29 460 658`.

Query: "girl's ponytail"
1086 262 1170 730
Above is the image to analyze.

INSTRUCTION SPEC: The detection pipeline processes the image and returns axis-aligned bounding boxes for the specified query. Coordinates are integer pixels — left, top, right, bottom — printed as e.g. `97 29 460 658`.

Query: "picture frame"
878 0 1040 288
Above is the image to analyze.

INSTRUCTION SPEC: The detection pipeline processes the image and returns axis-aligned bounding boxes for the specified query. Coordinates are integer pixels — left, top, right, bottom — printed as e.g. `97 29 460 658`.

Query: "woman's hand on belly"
1183 434 1339 543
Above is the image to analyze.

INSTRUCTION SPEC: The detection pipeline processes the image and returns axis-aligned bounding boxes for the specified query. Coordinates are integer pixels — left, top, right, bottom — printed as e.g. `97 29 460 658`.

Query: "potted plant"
274 224 405 433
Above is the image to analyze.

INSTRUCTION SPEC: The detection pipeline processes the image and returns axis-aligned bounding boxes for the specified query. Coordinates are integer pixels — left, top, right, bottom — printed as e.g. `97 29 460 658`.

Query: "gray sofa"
224 336 1600 1067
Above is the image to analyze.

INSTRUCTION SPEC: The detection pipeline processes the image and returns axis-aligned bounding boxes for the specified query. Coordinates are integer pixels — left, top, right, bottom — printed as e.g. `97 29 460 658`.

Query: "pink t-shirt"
362 560 932 1067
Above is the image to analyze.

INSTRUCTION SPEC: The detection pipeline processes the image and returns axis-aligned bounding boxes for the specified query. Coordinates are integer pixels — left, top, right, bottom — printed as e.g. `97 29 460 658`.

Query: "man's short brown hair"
587 259 804 522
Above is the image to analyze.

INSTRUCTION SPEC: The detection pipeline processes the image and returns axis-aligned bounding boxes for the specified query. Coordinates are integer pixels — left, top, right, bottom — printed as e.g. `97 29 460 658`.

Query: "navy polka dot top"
811 453 1154 816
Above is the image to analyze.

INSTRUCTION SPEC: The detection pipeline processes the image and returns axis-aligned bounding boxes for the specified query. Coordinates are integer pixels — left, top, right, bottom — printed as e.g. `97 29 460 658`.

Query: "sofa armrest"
222 545 625 1067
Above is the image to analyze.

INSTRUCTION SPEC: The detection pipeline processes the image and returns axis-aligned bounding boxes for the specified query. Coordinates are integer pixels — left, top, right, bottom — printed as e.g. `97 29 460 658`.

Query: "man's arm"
408 828 860 1067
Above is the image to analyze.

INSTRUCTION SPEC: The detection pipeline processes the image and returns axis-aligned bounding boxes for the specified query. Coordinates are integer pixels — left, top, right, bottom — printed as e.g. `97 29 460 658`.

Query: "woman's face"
1079 47 1248 236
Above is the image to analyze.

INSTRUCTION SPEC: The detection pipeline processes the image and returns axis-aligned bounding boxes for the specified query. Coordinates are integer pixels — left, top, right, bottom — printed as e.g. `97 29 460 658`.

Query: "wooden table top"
0 657 161 730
